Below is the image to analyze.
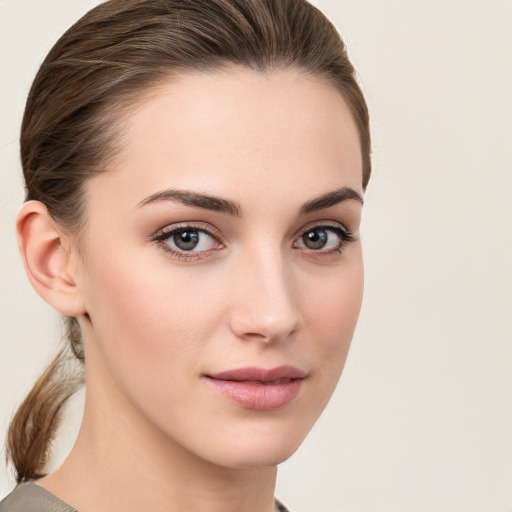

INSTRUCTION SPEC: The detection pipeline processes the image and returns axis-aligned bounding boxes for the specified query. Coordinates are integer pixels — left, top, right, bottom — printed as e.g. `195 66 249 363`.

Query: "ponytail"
6 318 84 483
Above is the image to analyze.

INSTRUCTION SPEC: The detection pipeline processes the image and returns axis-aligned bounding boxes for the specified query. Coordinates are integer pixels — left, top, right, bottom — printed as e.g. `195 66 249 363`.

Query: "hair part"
8 0 371 483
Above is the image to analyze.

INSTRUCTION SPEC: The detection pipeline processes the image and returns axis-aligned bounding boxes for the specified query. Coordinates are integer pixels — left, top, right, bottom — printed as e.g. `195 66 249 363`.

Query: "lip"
205 366 306 411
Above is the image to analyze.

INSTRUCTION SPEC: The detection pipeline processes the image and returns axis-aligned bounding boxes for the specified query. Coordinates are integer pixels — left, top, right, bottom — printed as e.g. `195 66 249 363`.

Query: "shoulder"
0 483 78 512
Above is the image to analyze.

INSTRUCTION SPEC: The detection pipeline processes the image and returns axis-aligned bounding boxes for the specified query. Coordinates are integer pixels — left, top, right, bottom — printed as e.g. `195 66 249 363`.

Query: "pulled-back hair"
7 0 371 483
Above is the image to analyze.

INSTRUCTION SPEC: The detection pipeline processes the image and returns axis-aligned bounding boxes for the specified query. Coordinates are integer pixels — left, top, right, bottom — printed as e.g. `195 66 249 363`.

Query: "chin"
192 415 312 469
208 442 302 470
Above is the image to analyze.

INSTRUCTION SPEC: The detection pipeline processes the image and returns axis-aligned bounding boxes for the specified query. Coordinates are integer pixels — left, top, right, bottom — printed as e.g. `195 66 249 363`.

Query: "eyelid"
151 221 224 244
294 220 352 240
292 221 356 253
150 221 225 260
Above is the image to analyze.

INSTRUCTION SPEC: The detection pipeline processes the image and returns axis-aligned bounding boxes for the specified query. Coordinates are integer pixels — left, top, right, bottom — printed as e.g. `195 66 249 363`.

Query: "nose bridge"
230 241 301 342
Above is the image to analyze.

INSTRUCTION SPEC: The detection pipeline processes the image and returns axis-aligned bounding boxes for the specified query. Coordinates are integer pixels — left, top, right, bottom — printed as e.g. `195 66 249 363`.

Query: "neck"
39 367 278 512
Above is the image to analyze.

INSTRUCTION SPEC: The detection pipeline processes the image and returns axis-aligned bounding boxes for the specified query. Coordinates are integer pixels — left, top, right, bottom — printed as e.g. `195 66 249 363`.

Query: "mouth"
204 366 306 411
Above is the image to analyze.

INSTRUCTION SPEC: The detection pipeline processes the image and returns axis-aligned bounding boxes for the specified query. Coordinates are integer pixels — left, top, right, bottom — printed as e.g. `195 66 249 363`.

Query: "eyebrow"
136 186 363 216
299 187 364 215
137 189 242 216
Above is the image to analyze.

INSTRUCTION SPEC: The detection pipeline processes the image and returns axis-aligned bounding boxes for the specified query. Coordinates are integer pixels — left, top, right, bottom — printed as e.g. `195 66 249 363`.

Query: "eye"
169 229 213 251
152 224 223 258
294 225 354 252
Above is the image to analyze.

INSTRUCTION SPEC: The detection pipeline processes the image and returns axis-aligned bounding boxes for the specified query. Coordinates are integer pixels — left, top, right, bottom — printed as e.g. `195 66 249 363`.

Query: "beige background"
1 1 511 510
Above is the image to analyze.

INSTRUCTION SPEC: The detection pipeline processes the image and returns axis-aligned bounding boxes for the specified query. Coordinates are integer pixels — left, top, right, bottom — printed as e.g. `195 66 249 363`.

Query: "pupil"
304 229 328 249
174 230 199 250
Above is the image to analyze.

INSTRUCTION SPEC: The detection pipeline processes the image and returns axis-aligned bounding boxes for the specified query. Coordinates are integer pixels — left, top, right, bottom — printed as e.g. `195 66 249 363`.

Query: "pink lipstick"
205 366 306 410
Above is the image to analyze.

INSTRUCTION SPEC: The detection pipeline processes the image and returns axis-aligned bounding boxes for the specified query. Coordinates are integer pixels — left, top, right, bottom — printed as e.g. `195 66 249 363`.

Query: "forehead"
90 68 363 209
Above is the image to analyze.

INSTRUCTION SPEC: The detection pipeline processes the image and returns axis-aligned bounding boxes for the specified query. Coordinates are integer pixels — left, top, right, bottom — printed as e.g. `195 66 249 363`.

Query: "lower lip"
206 378 304 411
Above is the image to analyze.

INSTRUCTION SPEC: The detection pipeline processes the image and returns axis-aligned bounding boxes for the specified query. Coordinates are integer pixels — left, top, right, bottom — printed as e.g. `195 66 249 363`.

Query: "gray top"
0 483 290 512
0 484 77 512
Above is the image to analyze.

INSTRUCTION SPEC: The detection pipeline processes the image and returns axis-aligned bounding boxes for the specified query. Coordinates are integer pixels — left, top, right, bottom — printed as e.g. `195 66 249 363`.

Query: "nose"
228 248 303 344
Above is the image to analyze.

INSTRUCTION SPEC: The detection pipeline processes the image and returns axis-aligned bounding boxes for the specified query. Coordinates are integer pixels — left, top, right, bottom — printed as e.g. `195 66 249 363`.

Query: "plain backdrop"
1 1 511 511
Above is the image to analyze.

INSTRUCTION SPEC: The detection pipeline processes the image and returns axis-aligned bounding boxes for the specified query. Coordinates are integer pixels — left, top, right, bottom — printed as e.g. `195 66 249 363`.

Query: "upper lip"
206 366 306 383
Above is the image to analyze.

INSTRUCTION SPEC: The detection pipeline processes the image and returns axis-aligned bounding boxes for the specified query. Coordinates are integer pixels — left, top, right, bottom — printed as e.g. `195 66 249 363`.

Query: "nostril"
242 332 270 343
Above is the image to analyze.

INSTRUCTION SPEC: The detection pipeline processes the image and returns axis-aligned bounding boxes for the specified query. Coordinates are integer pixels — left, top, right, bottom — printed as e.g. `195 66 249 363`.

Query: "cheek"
301 256 364 374
81 251 224 379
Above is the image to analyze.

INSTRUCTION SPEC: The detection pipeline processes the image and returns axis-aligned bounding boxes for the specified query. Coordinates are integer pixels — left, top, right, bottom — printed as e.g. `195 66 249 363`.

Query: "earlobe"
17 200 86 317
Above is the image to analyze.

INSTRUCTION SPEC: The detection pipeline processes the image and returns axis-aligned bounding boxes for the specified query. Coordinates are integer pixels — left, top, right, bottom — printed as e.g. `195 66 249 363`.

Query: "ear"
17 200 86 317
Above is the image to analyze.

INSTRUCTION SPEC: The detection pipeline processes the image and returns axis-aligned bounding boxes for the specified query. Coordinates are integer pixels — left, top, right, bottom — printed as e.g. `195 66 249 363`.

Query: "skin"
22 68 364 512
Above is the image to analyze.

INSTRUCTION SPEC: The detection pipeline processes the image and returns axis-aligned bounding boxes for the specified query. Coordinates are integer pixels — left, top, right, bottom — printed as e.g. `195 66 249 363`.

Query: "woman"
1 0 371 511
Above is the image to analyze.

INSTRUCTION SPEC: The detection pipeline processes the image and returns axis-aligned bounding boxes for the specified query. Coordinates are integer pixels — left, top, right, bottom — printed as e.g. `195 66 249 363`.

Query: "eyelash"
151 222 355 261
293 223 356 255
151 223 223 261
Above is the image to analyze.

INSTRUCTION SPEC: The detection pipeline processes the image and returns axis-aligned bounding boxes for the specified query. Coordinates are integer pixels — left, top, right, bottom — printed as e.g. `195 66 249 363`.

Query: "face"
73 68 364 469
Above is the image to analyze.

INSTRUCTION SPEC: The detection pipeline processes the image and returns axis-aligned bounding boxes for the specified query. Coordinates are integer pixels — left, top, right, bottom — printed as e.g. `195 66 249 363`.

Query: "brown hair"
7 0 371 483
